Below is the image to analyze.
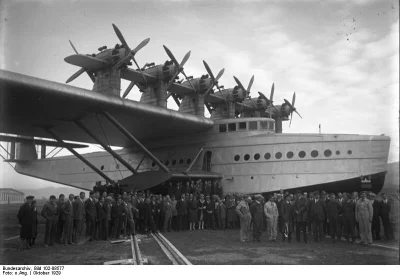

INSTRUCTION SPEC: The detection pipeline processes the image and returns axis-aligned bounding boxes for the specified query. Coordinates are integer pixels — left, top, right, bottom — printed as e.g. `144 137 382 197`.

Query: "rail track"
151 232 192 265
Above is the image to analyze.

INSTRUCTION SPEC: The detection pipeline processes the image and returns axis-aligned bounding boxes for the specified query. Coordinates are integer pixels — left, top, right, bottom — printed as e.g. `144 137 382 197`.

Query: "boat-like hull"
14 129 390 194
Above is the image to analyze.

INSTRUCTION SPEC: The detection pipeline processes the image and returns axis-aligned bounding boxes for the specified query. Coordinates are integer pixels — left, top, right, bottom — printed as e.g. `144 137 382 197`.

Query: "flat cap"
26 195 34 200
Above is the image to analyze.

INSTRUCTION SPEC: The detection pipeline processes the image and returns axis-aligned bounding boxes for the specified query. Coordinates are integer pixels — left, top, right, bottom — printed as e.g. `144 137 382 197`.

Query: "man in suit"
356 191 373 245
236 195 252 242
293 190 308 243
326 194 342 243
62 194 74 245
163 195 173 232
310 191 326 243
337 192 344 239
176 194 187 231
96 197 107 240
111 196 124 239
104 196 112 240
56 194 66 244
250 194 264 242
342 193 356 243
264 195 279 242
73 191 85 243
281 194 294 242
352 191 360 237
41 195 59 247
205 195 216 230
85 191 97 241
368 192 381 241
380 193 392 240
276 193 284 233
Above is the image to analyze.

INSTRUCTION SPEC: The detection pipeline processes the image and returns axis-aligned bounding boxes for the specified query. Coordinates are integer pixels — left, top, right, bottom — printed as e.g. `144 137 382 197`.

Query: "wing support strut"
74 120 137 175
185 147 204 173
101 111 170 173
45 128 116 185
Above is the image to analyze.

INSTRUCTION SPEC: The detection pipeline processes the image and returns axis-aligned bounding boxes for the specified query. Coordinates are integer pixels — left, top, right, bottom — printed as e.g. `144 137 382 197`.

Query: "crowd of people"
16 179 398 251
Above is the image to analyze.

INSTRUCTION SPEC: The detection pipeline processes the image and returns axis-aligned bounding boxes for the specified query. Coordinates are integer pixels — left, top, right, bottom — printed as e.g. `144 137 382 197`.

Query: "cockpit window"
260 121 269 130
228 123 236 132
219 124 227 132
249 121 258 130
239 122 247 130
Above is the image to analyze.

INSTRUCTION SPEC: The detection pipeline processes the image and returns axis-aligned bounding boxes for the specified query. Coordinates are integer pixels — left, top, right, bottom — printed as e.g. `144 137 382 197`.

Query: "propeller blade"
122 82 136 98
132 56 147 84
203 60 215 81
295 110 303 119
69 40 79 54
289 112 293 127
166 71 181 90
163 45 179 67
112 24 131 52
284 98 294 110
215 68 225 81
247 75 254 92
292 91 296 107
66 68 85 83
270 83 274 102
181 71 196 91
233 76 246 93
180 51 191 68
131 38 150 55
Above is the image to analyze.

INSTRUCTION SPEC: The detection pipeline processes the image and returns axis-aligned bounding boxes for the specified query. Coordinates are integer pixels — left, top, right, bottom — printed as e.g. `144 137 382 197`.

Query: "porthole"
101 165 104 170
311 150 318 158
324 150 332 157
347 150 352 155
172 160 176 166
152 162 155 167
264 153 271 160
254 153 260 160
187 158 192 164
287 151 294 159
336 151 340 155
299 151 306 158
165 160 170 166
244 154 250 161
234 155 240 161
179 159 184 164
251 176 254 180
275 152 282 159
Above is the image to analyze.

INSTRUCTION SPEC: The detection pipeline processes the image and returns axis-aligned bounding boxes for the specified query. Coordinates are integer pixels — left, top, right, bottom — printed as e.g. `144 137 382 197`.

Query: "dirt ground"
1 227 398 265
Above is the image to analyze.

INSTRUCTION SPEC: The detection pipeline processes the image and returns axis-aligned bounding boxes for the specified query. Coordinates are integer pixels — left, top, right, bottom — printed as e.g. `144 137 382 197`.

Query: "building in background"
0 188 25 204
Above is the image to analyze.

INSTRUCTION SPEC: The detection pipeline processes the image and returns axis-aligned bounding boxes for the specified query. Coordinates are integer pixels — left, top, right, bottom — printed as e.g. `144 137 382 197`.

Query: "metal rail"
130 235 143 265
151 232 192 265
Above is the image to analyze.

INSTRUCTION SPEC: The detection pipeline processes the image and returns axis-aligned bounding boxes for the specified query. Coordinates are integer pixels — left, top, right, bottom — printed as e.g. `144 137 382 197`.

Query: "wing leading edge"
0 70 214 147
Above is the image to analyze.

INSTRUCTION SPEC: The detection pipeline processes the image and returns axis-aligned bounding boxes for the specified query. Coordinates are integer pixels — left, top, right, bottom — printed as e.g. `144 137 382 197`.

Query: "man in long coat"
41 195 59 247
293 190 308 243
250 194 263 242
236 195 252 242
73 191 85 243
310 192 326 243
326 194 342 243
281 194 294 242
342 193 356 242
17 195 35 250
264 195 279 241
62 194 74 245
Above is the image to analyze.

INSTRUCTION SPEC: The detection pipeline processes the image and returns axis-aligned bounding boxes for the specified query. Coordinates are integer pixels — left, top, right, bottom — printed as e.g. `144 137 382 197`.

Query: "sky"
0 0 398 190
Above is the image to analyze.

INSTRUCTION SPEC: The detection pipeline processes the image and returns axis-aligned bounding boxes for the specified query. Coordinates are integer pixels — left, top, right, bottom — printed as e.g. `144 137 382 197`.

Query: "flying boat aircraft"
0 24 390 195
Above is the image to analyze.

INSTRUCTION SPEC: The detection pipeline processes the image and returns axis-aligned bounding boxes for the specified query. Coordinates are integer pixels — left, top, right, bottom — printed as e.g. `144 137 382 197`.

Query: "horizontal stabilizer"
0 134 88 149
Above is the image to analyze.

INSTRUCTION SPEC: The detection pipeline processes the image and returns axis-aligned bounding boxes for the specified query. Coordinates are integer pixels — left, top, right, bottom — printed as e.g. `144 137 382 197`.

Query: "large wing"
0 70 214 147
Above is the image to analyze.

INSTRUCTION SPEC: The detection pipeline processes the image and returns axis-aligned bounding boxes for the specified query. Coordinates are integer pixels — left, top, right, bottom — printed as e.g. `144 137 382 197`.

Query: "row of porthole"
151 158 192 167
234 149 352 162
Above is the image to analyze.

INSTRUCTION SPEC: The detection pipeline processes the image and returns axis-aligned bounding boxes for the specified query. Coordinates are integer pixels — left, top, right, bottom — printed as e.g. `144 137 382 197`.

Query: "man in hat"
368 192 381 240
250 194 263 242
205 195 216 230
380 193 392 240
293 190 308 243
310 192 326 243
17 195 35 250
356 191 373 245
226 194 236 229
41 195 59 247
62 194 74 245
111 195 124 239
236 195 252 242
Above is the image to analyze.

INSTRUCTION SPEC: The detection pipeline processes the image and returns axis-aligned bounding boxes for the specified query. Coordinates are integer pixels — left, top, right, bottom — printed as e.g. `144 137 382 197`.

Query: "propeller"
163 45 195 91
258 83 278 116
284 92 303 127
234 75 256 108
66 40 95 83
122 82 136 98
112 24 149 84
203 60 225 96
